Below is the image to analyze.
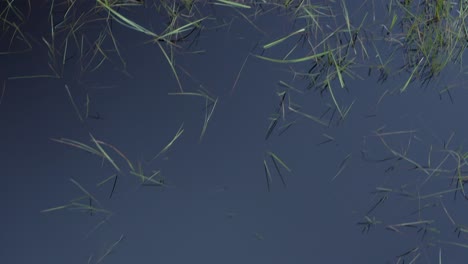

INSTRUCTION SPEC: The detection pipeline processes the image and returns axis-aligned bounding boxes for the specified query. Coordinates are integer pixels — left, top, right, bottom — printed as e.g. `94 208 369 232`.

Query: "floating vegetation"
41 179 111 216
360 129 468 259
263 151 291 191
8 0 468 262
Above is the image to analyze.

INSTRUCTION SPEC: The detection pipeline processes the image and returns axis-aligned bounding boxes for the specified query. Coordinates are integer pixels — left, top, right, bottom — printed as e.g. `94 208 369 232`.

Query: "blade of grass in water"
155 41 183 92
288 105 328 126
254 50 330 64
278 121 296 136
265 115 279 140
96 174 117 187
400 57 424 93
169 89 218 135
230 54 249 95
85 215 112 239
89 133 121 172
96 234 125 264
169 91 216 101
70 178 102 207
377 135 429 176
216 0 251 9
97 0 206 92
263 28 305 49
50 138 102 157
263 159 272 192
200 98 217 141
40 204 70 213
270 155 287 187
96 0 158 37
64 84 83 123
130 170 166 186
278 80 303 94
68 202 111 215
267 151 291 172
94 140 135 171
326 79 344 118
330 51 345 88
0 80 5 105
150 124 184 161
95 173 119 198
332 153 351 181
8 75 59 80
317 133 335 146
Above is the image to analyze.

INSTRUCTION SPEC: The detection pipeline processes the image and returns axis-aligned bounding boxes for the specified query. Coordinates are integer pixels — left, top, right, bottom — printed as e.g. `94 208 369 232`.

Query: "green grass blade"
267 151 291 172
216 0 251 9
263 28 305 49
64 84 83 123
70 178 101 207
255 50 330 64
263 159 272 192
89 133 121 172
150 124 184 161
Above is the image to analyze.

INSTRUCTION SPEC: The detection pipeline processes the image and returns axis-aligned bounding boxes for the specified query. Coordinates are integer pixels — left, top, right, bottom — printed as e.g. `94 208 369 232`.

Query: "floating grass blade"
263 28 305 49
266 151 291 172
288 105 328 126
330 51 345 88
265 115 279 140
278 80 303 94
374 130 417 137
326 79 344 118
200 98 217 141
64 84 83 123
95 140 135 171
89 133 121 172
50 138 102 157
341 0 352 43
129 171 166 187
96 0 158 37
150 123 184 161
270 155 286 187
70 178 102 207
41 204 70 213
332 153 351 181
278 121 296 136
96 234 125 264
397 247 419 258
8 74 59 80
254 50 330 64
263 159 272 192
97 174 117 187
216 0 251 9
230 54 249 95
377 135 429 176
400 57 424 93
317 133 335 146
85 215 112 239
168 91 216 102
68 202 111 215
155 41 183 92
158 17 206 42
